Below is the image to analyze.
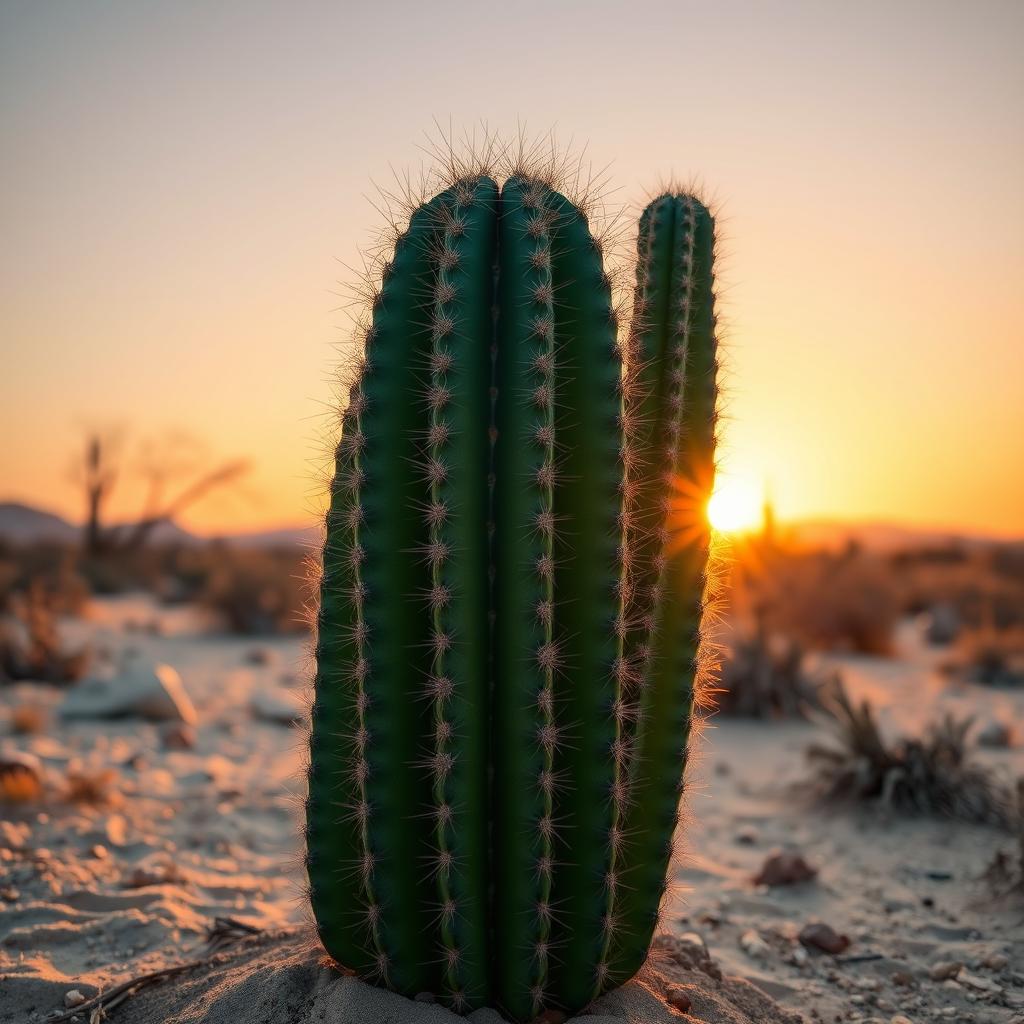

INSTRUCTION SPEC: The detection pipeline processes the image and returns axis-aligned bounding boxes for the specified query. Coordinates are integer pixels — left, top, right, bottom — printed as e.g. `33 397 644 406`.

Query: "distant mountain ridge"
0 501 319 549
1 500 1017 551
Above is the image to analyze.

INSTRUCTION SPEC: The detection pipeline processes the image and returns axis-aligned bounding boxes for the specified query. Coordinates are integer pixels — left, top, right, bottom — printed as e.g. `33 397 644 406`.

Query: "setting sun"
707 477 762 534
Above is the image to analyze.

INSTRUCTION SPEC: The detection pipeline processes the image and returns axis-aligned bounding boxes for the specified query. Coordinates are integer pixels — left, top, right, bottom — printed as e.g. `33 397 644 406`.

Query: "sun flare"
706 477 762 534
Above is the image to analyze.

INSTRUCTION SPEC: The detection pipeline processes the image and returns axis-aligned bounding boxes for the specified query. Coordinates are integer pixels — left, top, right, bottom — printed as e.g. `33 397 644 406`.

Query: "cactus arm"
492 177 558 1021
542 195 626 1009
426 176 499 1011
610 196 717 983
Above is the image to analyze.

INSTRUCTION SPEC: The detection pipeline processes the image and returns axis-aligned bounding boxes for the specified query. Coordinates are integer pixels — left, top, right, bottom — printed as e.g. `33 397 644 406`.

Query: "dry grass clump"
767 546 899 656
199 547 310 635
0 540 91 616
806 680 1014 829
716 608 828 718
65 765 120 805
1 583 90 685
950 625 1024 687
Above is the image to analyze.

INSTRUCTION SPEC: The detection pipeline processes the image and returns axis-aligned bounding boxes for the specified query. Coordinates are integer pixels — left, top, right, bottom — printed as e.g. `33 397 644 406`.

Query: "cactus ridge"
308 160 719 1021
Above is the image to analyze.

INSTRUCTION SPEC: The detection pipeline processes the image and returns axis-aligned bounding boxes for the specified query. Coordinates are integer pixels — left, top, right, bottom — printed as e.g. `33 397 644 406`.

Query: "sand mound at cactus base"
78 931 801 1024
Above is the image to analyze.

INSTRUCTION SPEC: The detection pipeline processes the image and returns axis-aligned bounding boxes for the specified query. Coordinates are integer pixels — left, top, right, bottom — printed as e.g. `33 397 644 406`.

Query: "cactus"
306 166 719 1021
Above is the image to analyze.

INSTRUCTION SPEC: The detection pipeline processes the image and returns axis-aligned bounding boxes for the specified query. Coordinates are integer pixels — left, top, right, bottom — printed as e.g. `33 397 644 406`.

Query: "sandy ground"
2 599 1022 1023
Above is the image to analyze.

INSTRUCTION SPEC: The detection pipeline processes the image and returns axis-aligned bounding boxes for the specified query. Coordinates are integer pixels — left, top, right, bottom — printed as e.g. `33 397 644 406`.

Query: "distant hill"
208 525 321 549
783 518 1017 552
0 501 315 549
2 500 1017 552
0 502 79 544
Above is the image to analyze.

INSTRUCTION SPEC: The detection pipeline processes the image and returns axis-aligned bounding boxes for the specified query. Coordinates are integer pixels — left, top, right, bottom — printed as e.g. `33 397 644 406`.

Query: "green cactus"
306 170 719 1021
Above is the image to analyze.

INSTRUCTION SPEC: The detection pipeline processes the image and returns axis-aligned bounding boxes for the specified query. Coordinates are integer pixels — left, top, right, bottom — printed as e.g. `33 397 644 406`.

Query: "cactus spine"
307 169 719 1020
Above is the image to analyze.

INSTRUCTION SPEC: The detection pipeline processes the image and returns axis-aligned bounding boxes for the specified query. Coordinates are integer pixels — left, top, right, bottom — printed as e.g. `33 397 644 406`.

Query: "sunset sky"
2 0 1022 538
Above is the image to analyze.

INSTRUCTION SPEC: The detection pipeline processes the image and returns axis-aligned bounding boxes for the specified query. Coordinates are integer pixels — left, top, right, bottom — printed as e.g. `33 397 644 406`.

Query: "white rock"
957 970 1002 994
60 664 196 724
739 929 771 959
64 990 86 1008
677 931 708 955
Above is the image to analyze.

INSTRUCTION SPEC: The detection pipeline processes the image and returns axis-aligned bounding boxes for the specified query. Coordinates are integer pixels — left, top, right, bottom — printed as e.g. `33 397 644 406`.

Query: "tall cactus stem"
609 194 718 984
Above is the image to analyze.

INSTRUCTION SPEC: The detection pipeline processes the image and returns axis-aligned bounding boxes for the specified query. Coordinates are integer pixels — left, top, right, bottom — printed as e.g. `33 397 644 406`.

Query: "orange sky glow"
2 1 1022 539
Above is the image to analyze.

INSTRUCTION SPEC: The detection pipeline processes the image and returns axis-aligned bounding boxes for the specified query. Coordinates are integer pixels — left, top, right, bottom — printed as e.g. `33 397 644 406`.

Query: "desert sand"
2 598 1022 1023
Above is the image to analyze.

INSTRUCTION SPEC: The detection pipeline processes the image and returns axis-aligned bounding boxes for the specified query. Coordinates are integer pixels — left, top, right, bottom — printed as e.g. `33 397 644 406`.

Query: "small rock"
753 849 817 886
735 824 760 845
983 952 1008 970
665 986 692 1012
799 921 850 955
61 663 197 724
889 1016 913 1024
0 751 43 803
957 970 1001 994
244 647 277 667
890 971 915 988
89 845 108 859
790 945 810 966
0 886 20 902
161 723 196 750
64 991 86 1009
104 814 127 846
928 961 962 982
739 929 771 959
0 819 30 848
976 720 1012 749
924 604 960 645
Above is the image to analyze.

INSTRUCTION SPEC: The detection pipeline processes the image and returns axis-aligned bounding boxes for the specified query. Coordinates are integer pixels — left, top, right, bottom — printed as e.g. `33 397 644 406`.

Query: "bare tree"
76 430 249 556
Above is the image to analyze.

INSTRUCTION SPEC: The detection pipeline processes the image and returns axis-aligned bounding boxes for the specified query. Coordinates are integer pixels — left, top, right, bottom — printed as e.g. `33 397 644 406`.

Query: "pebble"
799 921 851 955
104 815 127 846
753 849 818 886
928 961 962 982
735 824 760 845
665 986 692 1012
64 990 86 1008
976 720 1012 749
983 952 1008 970
790 945 810 966
739 929 771 959
677 931 708 955
889 1017 913 1024
957 971 1001 994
